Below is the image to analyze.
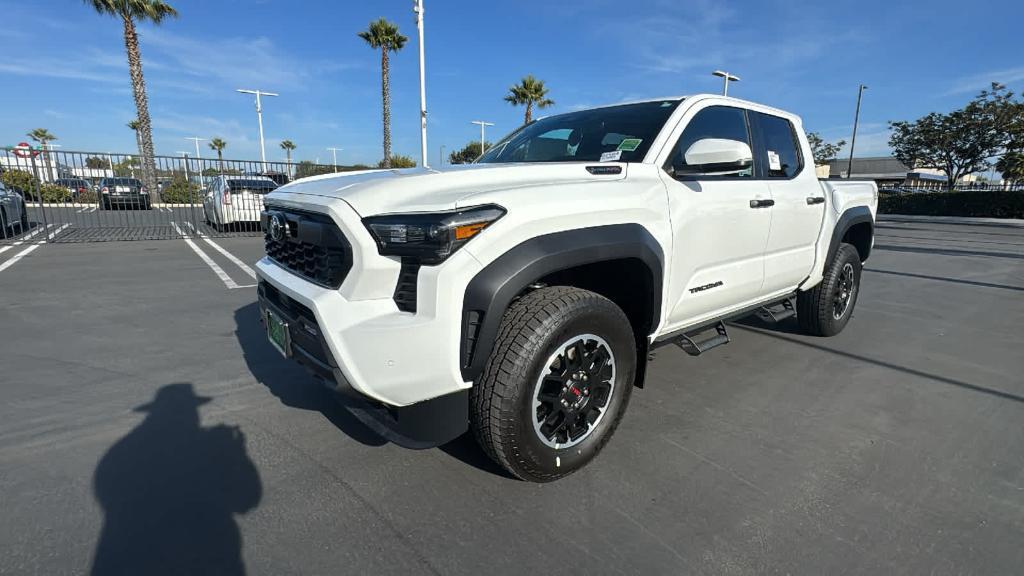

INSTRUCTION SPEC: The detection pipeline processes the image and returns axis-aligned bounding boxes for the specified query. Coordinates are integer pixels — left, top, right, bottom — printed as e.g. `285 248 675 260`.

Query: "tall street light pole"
236 88 279 169
185 137 205 183
327 147 343 172
413 0 429 168
711 70 740 96
439 145 445 166
176 151 190 182
471 120 494 157
846 84 868 179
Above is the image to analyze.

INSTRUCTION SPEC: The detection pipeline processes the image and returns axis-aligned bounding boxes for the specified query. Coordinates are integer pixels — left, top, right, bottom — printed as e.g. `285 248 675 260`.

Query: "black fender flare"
460 224 664 383
826 206 874 264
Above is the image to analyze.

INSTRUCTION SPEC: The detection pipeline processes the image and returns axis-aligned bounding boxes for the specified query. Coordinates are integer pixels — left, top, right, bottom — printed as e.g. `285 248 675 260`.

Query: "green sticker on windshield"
617 138 642 152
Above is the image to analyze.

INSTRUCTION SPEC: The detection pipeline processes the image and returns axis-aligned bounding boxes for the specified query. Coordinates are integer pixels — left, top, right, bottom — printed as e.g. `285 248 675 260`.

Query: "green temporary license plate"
266 309 291 358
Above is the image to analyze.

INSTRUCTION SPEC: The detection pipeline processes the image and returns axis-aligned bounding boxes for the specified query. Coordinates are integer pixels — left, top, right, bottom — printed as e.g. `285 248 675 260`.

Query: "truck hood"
267 162 626 216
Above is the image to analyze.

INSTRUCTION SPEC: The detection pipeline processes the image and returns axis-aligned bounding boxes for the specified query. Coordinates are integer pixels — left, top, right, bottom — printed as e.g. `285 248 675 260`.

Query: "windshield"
107 178 142 186
227 179 277 193
477 100 681 164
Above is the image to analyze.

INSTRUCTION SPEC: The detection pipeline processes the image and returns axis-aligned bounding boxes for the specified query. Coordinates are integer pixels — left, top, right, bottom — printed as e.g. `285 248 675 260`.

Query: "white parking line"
181 221 258 280
0 224 53 255
76 206 97 213
171 221 246 290
40 223 72 242
0 244 41 273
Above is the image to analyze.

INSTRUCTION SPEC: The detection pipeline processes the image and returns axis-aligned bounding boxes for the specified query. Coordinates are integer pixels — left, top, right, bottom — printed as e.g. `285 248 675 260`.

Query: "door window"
666 106 753 178
756 113 803 178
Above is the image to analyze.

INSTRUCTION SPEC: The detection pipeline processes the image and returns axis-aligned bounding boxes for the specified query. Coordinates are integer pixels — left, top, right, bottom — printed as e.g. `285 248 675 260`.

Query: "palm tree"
208 138 226 173
126 119 142 157
27 128 58 181
280 140 296 179
358 18 407 168
504 75 555 125
86 0 179 201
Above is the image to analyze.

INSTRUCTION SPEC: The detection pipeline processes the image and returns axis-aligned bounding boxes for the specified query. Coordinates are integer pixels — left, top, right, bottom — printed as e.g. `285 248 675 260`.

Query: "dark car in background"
97 177 149 210
54 178 94 201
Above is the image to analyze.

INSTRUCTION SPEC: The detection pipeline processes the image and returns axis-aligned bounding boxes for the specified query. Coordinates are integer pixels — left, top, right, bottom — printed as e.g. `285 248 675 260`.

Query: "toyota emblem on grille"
269 213 286 242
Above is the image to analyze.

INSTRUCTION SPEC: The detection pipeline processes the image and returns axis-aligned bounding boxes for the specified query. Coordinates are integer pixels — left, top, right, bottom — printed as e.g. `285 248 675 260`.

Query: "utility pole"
846 84 868 179
327 147 343 172
471 120 494 157
440 145 445 166
185 137 205 183
236 88 279 169
413 0 429 168
711 70 740 96
176 151 191 183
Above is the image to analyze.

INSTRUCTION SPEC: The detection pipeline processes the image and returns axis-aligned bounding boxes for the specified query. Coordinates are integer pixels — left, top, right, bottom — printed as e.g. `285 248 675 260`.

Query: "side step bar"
757 297 796 323
672 321 730 356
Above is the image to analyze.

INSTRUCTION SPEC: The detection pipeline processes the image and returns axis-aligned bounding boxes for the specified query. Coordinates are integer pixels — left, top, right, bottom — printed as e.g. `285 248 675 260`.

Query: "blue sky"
2 0 1022 166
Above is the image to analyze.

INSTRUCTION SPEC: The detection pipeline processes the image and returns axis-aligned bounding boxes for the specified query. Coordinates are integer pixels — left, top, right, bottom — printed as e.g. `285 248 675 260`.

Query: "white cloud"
946 67 1024 95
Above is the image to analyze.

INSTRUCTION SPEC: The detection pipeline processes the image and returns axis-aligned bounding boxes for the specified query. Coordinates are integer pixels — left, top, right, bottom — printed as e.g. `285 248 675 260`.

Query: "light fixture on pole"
185 137 205 160
846 84 868 179
711 70 740 96
236 88 279 169
413 0 429 168
327 147 343 172
471 120 494 157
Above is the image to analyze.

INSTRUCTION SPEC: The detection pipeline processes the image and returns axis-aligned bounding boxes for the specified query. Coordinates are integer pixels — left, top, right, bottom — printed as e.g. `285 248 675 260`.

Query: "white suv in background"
203 175 278 231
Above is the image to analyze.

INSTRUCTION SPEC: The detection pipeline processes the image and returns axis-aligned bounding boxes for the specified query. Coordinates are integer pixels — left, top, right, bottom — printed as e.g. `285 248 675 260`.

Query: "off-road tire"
797 243 862 336
470 286 636 482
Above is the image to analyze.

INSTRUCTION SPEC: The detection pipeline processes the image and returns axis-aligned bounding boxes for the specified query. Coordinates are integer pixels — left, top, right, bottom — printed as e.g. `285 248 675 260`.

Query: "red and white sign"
12 142 40 158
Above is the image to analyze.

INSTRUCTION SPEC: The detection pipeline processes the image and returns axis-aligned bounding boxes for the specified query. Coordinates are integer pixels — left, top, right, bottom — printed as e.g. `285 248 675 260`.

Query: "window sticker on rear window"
600 150 622 162
767 150 782 171
617 138 642 152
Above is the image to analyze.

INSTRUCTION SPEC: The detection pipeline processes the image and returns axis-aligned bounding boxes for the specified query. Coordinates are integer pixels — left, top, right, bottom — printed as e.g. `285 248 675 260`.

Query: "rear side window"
226 179 277 193
756 113 803 178
667 106 753 178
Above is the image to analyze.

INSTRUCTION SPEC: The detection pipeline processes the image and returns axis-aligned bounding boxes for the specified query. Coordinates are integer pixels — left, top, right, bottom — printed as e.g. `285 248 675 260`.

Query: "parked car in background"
243 170 291 187
54 178 94 201
203 175 278 230
0 181 29 238
97 177 149 210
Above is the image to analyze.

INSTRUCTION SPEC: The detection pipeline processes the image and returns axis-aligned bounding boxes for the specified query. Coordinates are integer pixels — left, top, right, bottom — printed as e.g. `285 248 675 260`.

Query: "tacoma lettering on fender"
255 94 877 482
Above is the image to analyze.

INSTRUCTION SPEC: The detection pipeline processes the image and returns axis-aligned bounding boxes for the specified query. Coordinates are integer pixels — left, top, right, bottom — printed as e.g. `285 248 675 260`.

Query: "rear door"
753 112 825 294
660 103 773 329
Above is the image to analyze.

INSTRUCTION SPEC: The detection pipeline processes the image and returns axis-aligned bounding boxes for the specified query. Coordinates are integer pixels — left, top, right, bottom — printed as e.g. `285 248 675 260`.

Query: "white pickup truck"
256 94 877 482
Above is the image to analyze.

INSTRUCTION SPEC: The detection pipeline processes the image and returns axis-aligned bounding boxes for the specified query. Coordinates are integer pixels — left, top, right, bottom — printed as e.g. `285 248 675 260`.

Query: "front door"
660 104 773 331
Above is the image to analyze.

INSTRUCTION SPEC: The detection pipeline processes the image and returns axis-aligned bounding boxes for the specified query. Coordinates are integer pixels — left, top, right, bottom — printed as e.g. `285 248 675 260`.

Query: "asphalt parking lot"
1 218 1022 575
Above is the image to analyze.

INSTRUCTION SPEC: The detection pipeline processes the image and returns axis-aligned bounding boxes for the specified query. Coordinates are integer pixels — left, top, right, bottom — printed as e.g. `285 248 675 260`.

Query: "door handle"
806 196 825 205
749 199 775 208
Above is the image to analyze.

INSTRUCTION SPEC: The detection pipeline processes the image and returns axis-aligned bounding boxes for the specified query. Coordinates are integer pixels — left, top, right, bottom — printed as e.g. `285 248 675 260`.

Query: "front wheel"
470 286 636 482
797 243 862 336
19 204 28 229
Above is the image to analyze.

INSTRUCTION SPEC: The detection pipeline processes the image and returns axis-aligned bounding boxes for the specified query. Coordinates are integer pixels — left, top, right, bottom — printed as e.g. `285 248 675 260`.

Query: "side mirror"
675 138 753 176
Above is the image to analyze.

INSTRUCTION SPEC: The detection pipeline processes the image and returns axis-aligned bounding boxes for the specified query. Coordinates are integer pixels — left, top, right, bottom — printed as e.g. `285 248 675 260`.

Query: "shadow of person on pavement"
90 383 262 576
233 303 386 447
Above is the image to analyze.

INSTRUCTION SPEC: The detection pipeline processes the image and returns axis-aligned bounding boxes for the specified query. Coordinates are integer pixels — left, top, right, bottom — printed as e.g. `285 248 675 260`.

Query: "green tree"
449 141 491 164
27 128 58 181
996 151 1024 184
208 137 227 173
279 139 296 164
806 132 846 165
85 156 108 169
504 75 554 125
294 161 334 178
378 154 416 169
159 174 199 203
126 119 143 153
358 18 408 168
889 85 1016 191
86 0 178 201
1 169 38 198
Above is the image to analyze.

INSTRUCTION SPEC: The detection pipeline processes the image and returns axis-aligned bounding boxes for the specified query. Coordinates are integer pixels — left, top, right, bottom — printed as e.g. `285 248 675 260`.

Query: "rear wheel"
797 243 862 336
0 208 8 238
19 203 28 229
470 286 636 482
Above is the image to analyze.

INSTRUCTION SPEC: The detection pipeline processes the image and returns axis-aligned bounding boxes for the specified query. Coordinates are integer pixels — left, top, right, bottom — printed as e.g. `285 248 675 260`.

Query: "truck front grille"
262 208 352 289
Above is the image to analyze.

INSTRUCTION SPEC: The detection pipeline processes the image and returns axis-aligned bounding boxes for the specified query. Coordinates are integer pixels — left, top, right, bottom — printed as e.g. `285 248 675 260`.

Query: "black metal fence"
0 148 353 243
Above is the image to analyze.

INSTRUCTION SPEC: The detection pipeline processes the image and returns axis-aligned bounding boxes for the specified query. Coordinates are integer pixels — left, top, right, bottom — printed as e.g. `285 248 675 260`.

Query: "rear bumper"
257 279 468 447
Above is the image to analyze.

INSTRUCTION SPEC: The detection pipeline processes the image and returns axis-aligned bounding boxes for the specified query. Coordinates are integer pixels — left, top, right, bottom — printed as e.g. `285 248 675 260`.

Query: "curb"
880 215 1024 228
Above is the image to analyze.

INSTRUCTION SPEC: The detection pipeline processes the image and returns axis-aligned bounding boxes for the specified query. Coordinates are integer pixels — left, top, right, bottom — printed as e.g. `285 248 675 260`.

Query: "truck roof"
576 94 802 125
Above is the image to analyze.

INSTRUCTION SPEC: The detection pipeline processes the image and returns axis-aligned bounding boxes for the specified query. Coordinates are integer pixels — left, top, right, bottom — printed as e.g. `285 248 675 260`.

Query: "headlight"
363 205 505 265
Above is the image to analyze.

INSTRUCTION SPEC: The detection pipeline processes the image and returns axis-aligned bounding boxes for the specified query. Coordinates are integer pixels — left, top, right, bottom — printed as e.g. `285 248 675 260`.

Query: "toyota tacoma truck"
256 94 877 482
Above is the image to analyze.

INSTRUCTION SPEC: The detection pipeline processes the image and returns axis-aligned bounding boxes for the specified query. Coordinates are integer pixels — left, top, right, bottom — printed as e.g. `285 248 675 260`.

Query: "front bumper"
257 279 468 446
